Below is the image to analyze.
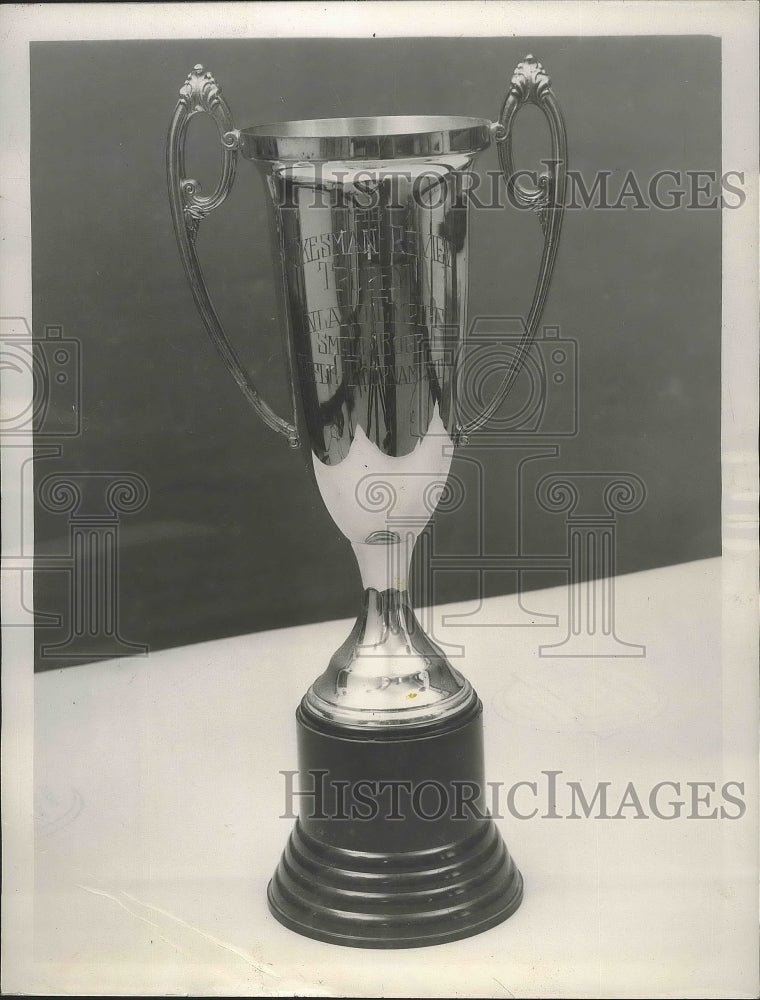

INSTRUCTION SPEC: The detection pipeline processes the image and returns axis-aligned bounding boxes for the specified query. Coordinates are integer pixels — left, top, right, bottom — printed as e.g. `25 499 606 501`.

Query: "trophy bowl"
167 56 566 948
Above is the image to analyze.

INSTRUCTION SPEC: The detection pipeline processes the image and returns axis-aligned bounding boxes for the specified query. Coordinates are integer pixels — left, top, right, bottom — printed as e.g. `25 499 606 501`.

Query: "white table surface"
14 558 760 995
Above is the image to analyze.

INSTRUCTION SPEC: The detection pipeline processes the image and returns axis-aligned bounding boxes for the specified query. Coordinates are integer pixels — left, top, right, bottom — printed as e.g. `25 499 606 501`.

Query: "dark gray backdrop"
32 36 721 670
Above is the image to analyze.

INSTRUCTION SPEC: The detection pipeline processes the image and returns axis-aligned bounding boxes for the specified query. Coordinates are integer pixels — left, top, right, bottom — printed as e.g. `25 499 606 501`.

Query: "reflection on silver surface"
246 125 487 726
239 114 493 162
307 587 474 728
256 156 479 466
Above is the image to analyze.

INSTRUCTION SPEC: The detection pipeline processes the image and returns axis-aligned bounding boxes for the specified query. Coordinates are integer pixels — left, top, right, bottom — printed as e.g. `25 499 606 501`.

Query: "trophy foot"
268 697 523 948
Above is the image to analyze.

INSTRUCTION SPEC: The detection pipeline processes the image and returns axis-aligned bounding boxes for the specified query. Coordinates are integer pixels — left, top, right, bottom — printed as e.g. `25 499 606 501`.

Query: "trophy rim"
239 115 493 161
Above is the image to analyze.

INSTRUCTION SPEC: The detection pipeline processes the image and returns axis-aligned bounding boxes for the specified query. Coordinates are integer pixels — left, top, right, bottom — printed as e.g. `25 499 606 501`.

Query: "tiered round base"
267 697 523 948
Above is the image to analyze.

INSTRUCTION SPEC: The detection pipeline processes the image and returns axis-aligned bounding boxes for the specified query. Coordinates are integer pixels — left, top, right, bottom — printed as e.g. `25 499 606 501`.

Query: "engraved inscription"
296 352 453 388
306 300 451 334
307 306 344 333
314 332 429 356
287 226 454 269
290 229 379 264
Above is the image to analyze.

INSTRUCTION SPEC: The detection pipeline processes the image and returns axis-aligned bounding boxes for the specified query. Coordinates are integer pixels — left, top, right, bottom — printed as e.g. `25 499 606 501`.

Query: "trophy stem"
305 538 474 728
268 697 523 948
352 538 411 593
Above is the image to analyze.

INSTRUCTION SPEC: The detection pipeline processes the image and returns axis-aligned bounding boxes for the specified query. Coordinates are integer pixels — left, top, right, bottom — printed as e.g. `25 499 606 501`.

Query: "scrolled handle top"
178 64 227 114
508 54 553 105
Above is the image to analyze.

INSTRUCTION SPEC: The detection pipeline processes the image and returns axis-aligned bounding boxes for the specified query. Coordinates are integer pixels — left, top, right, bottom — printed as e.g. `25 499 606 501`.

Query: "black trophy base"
268 696 523 949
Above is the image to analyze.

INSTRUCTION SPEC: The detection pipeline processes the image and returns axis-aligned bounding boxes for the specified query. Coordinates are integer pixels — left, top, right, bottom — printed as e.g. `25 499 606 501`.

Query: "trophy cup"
167 55 566 948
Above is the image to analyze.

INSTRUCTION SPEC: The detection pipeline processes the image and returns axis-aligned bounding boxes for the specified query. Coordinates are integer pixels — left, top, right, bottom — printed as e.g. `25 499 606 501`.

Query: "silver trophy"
168 55 566 947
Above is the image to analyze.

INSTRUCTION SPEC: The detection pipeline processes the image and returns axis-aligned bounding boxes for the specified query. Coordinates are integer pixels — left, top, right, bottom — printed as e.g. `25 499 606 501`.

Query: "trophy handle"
167 65 300 448
457 54 567 441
